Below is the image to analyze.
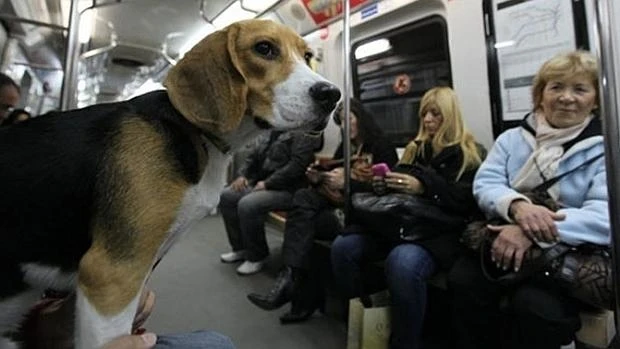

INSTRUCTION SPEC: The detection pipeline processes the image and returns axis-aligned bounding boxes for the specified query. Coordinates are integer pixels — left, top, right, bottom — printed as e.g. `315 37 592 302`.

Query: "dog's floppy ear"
165 24 247 134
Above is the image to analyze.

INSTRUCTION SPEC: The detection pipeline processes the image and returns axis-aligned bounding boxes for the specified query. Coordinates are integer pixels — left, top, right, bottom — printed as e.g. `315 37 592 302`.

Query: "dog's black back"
0 91 202 297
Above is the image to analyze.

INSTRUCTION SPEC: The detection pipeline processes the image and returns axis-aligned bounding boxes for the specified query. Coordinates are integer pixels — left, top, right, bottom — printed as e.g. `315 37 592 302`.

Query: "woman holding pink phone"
331 87 486 349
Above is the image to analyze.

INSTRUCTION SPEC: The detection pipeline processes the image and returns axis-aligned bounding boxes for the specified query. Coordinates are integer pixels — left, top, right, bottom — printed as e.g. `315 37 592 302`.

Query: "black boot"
247 266 293 311
279 269 325 324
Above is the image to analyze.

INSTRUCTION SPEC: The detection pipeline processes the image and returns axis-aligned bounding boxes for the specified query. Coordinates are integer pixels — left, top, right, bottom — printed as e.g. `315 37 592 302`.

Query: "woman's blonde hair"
400 86 481 180
532 50 599 110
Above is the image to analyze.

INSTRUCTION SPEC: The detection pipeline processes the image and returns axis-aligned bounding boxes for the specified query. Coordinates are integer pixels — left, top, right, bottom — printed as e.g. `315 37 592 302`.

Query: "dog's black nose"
310 82 341 111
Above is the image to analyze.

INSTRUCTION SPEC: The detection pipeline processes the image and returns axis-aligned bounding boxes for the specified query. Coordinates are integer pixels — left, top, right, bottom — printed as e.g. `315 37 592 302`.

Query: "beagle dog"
0 19 340 349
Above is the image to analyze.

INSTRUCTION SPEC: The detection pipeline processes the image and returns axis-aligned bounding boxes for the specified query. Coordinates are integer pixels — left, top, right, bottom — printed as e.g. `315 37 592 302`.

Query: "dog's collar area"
253 117 273 130
200 132 231 154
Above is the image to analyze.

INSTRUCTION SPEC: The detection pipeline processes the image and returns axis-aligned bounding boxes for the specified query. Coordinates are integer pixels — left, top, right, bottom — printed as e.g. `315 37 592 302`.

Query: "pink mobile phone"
372 163 390 177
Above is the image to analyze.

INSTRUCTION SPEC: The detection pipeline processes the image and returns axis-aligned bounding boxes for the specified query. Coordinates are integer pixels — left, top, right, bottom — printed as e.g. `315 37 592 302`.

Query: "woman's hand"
324 167 345 190
230 176 248 192
103 333 158 349
488 224 533 272
306 166 321 184
384 172 423 194
509 200 566 243
372 176 387 195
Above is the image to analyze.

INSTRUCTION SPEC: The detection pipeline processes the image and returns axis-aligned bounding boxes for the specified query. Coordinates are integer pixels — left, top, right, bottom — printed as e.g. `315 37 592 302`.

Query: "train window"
352 16 451 147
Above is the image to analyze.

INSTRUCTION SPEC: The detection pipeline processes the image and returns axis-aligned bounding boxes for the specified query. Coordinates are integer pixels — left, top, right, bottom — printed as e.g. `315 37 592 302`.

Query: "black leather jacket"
237 131 318 191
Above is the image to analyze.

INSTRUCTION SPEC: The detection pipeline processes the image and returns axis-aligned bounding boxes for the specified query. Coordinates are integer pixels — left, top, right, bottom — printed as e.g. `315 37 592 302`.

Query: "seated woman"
330 86 484 349
247 98 398 323
448 50 608 349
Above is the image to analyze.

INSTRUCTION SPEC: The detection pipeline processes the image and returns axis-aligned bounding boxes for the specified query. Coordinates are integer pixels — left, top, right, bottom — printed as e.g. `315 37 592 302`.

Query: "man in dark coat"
219 130 319 275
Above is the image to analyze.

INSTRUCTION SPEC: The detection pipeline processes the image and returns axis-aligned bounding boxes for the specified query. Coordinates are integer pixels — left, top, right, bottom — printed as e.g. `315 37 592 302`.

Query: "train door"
351 15 451 147
308 0 495 152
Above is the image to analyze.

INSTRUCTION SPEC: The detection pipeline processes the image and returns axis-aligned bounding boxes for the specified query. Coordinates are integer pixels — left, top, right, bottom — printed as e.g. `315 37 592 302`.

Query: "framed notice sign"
484 0 588 136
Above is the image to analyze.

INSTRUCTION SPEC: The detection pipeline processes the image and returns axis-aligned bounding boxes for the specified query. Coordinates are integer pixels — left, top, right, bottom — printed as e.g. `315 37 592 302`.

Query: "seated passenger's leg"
280 197 343 324
154 330 236 349
508 284 581 349
447 253 504 349
236 190 294 275
219 186 250 262
330 234 369 299
281 188 330 270
249 190 334 313
384 244 436 349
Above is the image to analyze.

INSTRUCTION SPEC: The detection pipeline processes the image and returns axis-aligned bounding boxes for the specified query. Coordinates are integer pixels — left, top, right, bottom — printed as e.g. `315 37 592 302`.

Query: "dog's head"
164 19 341 136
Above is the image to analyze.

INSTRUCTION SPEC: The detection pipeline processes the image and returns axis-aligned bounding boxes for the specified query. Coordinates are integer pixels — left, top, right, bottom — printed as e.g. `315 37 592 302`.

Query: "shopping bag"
347 291 391 349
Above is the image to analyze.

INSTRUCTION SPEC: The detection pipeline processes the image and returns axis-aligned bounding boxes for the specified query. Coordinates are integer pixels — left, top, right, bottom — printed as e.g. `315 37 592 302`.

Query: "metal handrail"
593 0 620 329
60 0 80 110
0 14 68 31
342 0 352 219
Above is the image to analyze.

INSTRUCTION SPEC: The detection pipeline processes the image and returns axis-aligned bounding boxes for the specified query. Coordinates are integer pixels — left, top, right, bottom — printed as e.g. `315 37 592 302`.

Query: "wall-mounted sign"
393 74 411 95
301 0 368 25
493 0 577 121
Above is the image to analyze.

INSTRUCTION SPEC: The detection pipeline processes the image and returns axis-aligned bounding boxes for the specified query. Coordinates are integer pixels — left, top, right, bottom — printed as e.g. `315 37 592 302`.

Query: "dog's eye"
304 51 313 66
254 41 279 60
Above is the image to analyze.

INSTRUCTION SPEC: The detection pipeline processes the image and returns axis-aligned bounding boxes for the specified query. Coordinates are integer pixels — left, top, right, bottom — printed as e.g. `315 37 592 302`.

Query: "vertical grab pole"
60 0 80 110
342 0 352 219
593 0 620 327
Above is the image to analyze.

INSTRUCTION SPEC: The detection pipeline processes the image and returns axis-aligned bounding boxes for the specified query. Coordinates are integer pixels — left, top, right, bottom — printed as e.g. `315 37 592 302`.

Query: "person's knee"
219 187 240 207
237 193 267 218
331 235 363 263
385 244 434 282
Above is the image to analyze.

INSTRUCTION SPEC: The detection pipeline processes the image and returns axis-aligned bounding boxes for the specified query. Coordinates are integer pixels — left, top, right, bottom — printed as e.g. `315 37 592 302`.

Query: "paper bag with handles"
347 291 391 349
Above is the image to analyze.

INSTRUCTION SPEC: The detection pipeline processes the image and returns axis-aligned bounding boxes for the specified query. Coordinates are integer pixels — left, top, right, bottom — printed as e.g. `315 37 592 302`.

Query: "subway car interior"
1 0 620 348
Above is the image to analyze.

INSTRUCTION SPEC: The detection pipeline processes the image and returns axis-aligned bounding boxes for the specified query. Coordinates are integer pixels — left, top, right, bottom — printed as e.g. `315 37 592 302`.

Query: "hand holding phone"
372 163 390 177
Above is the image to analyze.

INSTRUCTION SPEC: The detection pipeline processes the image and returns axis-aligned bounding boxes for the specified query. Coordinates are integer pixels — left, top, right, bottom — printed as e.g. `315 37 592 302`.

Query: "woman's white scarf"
511 112 594 199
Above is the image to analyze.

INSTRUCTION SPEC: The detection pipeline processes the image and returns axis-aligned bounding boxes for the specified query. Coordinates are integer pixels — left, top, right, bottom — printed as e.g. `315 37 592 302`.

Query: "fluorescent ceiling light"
494 40 515 49
241 0 280 13
354 39 391 60
178 24 216 58
213 1 256 29
79 9 96 44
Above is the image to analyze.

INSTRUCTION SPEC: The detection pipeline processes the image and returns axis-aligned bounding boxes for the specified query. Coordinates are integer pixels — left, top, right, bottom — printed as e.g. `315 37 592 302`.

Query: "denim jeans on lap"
155 330 236 349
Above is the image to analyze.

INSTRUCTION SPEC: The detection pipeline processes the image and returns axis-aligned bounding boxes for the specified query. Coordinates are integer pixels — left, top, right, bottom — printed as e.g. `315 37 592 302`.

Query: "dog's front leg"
74 244 150 349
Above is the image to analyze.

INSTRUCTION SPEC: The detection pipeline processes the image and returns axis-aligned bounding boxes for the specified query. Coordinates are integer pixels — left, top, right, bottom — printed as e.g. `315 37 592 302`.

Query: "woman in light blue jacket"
448 50 608 349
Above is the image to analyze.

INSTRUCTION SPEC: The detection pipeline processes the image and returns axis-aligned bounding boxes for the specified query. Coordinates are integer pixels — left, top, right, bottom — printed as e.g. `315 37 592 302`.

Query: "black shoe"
279 299 325 324
279 270 325 325
247 267 293 311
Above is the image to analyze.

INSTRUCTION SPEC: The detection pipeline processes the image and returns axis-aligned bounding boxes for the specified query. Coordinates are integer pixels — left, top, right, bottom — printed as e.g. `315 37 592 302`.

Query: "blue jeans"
331 234 436 349
219 186 294 261
155 330 236 349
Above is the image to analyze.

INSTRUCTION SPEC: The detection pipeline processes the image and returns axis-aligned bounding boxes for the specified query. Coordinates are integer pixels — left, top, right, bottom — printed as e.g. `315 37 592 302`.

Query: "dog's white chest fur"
156 144 231 261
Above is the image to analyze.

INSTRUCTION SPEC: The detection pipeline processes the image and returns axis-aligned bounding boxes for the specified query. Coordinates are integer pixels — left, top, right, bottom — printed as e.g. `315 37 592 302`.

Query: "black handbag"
462 153 613 309
351 192 465 241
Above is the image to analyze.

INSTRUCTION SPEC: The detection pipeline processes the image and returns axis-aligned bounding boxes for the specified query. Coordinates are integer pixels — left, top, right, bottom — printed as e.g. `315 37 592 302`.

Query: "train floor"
147 214 347 349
